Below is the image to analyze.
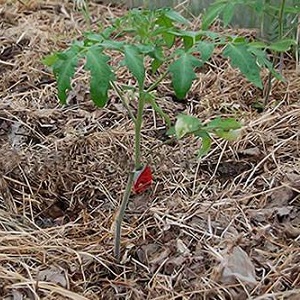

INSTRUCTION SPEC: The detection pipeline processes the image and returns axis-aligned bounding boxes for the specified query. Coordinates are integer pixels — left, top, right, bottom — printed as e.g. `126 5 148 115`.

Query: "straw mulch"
0 0 299 299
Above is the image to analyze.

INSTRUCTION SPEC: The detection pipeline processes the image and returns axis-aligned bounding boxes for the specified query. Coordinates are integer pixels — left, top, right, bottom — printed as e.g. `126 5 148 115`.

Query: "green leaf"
195 41 215 64
221 2 235 27
85 46 115 107
124 45 145 88
42 53 59 66
145 92 171 127
204 117 241 141
84 32 104 43
52 47 79 104
195 130 212 158
175 114 202 139
267 39 297 52
166 126 175 136
202 1 227 30
101 26 116 39
163 32 176 48
101 40 124 50
156 14 176 48
183 35 195 50
205 118 241 131
164 9 189 25
223 43 263 89
249 47 284 81
169 53 201 99
253 0 264 14
248 41 268 48
214 128 241 141
151 58 163 73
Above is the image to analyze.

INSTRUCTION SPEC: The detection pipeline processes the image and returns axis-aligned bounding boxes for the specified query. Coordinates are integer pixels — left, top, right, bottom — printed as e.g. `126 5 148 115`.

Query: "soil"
0 1 299 299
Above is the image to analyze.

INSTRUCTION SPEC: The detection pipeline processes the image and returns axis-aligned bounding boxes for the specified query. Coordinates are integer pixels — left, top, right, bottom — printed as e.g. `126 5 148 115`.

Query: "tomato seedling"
44 8 282 261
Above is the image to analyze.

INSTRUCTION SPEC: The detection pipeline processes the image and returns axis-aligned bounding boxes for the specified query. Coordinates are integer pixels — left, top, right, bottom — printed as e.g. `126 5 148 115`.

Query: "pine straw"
1 0 300 299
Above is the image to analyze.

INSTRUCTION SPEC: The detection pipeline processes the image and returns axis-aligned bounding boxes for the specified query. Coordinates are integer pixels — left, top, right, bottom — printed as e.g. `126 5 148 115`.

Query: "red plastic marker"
133 165 153 194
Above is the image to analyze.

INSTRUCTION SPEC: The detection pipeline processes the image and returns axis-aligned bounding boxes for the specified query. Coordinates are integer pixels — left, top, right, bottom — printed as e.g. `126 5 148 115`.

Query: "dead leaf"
164 255 186 275
286 173 300 188
279 223 300 239
176 238 190 256
11 289 23 300
218 246 257 285
37 265 68 288
268 187 295 207
239 147 261 157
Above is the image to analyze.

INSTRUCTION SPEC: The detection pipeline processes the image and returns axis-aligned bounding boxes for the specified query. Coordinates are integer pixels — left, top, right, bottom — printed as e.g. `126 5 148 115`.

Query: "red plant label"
133 165 153 194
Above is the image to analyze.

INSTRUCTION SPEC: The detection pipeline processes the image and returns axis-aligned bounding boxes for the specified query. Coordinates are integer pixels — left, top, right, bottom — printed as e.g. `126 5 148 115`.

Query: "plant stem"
264 71 272 107
264 0 286 107
278 0 286 41
114 89 145 262
114 170 134 262
134 90 145 170
111 82 136 124
145 70 168 93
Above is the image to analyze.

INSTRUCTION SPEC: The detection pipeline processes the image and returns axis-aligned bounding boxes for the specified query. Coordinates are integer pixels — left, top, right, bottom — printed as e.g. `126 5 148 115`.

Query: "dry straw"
0 0 299 299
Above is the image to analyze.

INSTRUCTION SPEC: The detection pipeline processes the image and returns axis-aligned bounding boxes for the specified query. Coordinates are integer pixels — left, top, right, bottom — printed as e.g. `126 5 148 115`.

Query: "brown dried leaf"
268 187 295 207
176 238 190 256
37 265 68 288
239 147 261 157
220 246 256 285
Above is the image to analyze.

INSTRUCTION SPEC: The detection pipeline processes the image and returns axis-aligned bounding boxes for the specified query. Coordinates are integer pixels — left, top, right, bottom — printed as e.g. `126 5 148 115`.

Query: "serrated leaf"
166 126 175 136
232 36 247 44
223 43 263 89
268 39 296 52
215 128 241 141
195 130 211 158
85 47 115 107
202 1 227 30
124 45 145 88
163 32 176 48
84 32 104 43
136 44 157 56
101 26 116 39
150 47 164 73
156 14 175 48
195 41 214 63
205 118 241 131
222 2 235 27
183 35 194 50
249 41 268 48
164 9 189 25
175 114 202 139
43 53 59 67
52 48 79 104
101 40 124 50
151 58 163 73
249 47 284 81
169 53 201 99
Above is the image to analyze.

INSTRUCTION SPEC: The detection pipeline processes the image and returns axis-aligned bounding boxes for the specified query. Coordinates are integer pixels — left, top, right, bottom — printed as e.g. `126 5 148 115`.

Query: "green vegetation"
43 6 293 260
202 0 299 103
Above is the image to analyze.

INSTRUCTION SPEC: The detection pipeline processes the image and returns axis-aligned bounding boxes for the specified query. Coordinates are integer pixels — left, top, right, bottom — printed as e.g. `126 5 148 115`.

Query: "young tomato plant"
202 0 299 105
44 8 279 261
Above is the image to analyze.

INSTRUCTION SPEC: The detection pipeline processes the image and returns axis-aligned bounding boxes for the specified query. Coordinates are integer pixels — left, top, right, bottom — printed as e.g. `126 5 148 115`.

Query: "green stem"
134 89 145 170
264 0 286 107
278 0 286 40
264 71 272 107
114 170 135 262
111 82 136 124
145 70 168 93
114 88 145 262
